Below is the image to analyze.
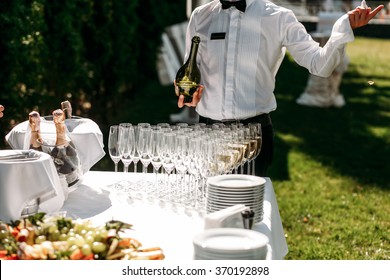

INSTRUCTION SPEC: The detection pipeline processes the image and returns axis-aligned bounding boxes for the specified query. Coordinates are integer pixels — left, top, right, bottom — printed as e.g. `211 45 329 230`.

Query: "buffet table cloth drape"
0 150 66 222
60 171 288 260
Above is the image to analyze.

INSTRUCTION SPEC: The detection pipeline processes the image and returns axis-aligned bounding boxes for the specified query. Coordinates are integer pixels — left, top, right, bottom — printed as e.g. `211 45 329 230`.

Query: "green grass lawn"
94 37 390 260
270 37 390 259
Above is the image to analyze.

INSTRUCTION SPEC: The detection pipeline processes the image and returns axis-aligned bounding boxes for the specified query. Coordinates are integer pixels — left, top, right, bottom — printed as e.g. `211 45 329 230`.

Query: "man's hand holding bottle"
175 80 204 108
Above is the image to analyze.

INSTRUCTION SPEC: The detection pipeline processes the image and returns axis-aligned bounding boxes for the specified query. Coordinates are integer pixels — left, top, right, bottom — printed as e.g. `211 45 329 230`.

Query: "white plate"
207 174 266 189
206 200 263 208
206 196 264 206
207 205 263 213
208 186 264 194
206 205 263 214
208 186 265 194
207 190 264 200
194 245 267 260
193 228 269 254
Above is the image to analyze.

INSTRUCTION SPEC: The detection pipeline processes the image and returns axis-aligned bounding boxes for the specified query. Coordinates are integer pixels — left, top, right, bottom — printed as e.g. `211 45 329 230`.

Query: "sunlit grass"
271 37 390 259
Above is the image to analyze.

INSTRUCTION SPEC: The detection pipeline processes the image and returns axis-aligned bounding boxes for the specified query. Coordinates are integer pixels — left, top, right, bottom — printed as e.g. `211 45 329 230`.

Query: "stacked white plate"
193 228 269 260
206 174 266 223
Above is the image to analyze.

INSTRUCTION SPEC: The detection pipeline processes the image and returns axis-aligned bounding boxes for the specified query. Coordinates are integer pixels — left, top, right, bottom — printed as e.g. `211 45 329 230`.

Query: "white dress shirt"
185 0 354 121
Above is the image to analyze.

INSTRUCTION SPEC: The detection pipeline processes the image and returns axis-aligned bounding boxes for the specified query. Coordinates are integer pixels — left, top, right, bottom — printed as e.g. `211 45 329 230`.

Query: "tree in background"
0 0 186 148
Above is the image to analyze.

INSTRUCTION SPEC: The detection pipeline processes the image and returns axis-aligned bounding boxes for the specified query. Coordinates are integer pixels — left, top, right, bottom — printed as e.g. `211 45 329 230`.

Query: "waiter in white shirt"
176 0 383 176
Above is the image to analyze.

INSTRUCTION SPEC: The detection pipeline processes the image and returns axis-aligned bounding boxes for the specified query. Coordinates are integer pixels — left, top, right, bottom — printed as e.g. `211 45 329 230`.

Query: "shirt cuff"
330 14 355 45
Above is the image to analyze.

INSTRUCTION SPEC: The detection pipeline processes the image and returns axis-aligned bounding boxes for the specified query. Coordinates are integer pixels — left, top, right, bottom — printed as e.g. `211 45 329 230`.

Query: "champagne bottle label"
51 142 80 187
176 77 199 96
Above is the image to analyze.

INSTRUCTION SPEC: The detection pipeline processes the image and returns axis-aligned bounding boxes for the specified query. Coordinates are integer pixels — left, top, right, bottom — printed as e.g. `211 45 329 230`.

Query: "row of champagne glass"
109 122 262 173
107 122 262 214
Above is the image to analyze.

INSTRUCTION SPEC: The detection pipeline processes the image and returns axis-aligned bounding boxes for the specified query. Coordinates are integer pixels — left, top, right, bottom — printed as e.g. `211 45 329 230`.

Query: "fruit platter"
0 213 164 260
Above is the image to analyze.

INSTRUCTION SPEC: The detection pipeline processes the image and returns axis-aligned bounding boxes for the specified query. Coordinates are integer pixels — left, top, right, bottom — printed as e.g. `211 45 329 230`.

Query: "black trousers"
198 114 274 177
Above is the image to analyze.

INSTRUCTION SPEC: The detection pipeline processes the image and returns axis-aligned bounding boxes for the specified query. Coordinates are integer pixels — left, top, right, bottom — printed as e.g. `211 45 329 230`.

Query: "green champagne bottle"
175 36 201 103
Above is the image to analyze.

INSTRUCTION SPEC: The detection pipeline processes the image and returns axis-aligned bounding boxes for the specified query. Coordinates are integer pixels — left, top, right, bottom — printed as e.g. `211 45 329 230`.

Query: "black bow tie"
220 0 246 12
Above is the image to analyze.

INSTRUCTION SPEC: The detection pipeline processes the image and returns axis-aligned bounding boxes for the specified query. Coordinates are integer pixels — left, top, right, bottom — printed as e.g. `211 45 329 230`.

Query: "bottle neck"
30 131 42 148
186 42 199 73
55 123 68 146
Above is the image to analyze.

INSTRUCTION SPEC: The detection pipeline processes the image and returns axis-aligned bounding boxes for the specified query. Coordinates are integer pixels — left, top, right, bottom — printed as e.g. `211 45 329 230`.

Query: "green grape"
81 244 92 256
35 226 43 235
66 236 77 246
68 244 79 252
91 241 107 253
35 235 46 244
74 235 85 247
99 228 108 239
48 223 57 234
0 229 7 239
73 221 87 233
92 230 102 242
49 229 60 241
60 226 69 234
85 235 94 245
59 233 68 241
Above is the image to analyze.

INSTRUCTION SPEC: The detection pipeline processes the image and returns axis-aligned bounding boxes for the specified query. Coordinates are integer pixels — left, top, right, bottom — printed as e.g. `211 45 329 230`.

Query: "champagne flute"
117 124 136 198
197 135 216 216
132 123 151 173
175 133 190 209
248 122 262 175
238 127 251 174
137 126 152 197
119 123 133 173
242 126 256 175
187 131 202 213
150 127 164 201
161 132 176 208
108 125 121 172
229 126 248 174
138 126 152 174
226 126 244 174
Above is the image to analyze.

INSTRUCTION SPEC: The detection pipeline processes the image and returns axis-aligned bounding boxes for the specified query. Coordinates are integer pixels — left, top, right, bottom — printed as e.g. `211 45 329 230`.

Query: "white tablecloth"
0 150 67 222
60 171 288 260
5 117 105 174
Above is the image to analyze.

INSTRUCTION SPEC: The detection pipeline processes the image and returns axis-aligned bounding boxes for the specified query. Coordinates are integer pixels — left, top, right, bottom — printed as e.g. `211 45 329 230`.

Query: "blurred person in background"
0 105 4 118
175 0 383 176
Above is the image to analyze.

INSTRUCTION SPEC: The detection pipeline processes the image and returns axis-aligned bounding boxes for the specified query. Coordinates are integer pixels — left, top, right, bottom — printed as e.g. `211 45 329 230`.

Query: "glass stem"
134 161 137 173
247 160 252 175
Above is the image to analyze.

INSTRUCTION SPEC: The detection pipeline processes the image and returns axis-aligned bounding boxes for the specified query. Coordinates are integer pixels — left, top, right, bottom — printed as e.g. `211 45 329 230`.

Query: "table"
60 171 288 260
0 150 67 222
5 117 105 174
